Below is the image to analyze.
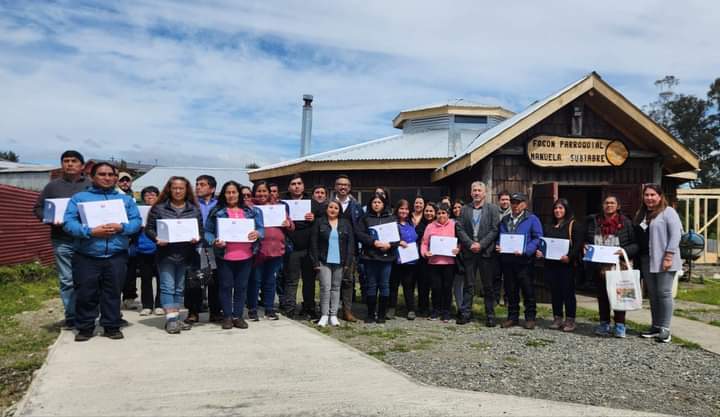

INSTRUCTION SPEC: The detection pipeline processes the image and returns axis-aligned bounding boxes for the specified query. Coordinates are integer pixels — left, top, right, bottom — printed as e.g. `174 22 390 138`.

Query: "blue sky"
1 0 719 168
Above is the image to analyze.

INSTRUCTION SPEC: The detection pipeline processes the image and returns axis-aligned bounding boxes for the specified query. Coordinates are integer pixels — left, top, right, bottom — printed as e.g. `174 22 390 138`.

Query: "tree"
0 150 19 162
245 162 260 169
646 76 720 187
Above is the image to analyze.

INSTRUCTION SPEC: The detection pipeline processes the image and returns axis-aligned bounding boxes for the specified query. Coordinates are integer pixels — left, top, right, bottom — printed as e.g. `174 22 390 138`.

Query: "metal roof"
400 99 507 113
133 166 250 190
0 160 57 173
439 75 589 170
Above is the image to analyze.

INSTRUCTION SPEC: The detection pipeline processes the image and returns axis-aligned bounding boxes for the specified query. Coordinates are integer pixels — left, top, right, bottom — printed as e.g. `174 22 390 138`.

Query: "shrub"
0 262 56 285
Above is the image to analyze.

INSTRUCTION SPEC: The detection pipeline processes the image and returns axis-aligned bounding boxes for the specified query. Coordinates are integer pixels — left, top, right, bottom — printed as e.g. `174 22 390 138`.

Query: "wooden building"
250 72 699 222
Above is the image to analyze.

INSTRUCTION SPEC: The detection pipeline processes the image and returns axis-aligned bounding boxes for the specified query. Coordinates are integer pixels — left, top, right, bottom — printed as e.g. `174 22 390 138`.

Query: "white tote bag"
605 249 643 311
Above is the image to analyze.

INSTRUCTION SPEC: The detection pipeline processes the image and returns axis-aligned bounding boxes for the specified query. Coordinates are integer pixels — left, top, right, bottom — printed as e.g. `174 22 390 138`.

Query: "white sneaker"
329 316 340 326
317 315 329 327
154 308 165 316
139 308 152 316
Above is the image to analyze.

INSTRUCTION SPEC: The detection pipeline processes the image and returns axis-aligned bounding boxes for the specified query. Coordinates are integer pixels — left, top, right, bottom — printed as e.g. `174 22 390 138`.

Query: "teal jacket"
204 205 265 259
63 185 142 258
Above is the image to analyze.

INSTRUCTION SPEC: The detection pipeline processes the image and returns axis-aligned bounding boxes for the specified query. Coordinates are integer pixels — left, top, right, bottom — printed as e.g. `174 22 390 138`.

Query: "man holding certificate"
145 176 204 334
496 192 542 330
33 150 92 330
454 181 500 327
63 162 142 341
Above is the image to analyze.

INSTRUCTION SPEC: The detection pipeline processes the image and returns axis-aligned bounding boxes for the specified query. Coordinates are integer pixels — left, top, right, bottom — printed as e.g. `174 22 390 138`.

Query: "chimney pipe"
300 94 313 157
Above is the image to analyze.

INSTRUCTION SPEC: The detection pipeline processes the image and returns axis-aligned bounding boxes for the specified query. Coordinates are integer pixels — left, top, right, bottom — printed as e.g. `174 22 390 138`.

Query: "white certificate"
583 245 622 264
370 223 400 242
282 199 311 221
397 244 419 264
43 198 70 223
217 218 254 242
499 233 525 254
541 237 570 261
258 204 286 227
157 218 199 243
429 236 458 257
77 199 129 228
137 205 151 227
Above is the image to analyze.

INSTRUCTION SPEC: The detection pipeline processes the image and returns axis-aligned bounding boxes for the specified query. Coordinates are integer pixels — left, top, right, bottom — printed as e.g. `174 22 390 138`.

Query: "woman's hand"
214 239 226 248
535 250 543 259
281 219 290 228
560 255 569 264
495 244 501 253
662 253 673 271
399 240 408 248
156 239 169 247
451 247 460 256
424 251 433 258
248 231 259 242
190 238 198 244
374 240 391 251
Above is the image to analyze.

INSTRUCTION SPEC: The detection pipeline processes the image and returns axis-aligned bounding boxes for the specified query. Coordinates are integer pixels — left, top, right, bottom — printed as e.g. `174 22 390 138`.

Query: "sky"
1 0 719 168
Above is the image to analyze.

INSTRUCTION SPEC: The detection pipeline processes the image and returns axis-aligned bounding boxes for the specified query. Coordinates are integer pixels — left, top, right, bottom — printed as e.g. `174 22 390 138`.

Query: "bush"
0 262 56 285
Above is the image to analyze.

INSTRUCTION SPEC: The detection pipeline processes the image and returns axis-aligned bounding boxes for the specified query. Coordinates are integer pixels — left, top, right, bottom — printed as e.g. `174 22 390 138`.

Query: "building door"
602 185 643 221
532 182 558 225
558 186 602 220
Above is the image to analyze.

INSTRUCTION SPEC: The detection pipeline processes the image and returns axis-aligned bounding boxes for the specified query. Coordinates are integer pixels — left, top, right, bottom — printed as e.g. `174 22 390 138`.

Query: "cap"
510 192 527 202
118 172 132 181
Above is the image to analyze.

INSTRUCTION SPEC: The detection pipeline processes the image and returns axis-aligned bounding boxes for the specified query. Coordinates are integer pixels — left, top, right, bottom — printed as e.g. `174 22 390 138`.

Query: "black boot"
377 296 388 324
364 296 376 324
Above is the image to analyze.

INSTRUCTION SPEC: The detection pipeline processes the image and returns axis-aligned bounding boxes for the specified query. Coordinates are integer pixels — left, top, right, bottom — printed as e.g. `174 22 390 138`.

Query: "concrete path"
14 310 662 417
574 295 720 354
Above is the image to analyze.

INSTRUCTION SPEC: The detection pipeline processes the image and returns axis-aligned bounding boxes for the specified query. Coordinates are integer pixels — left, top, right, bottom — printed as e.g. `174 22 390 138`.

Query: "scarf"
597 213 623 238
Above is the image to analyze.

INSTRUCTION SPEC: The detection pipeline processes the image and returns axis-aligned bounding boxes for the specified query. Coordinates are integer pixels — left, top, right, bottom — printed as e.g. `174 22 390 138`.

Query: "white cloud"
0 0 718 168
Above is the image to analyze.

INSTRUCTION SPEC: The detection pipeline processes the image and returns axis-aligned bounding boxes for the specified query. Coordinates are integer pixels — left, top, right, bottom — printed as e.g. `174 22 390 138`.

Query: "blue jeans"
52 239 76 324
250 257 283 313
157 259 187 309
218 258 253 319
363 260 392 298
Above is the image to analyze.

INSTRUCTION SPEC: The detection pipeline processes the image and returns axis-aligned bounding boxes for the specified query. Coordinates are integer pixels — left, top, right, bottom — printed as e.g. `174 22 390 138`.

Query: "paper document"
43 198 70 223
217 218 255 242
370 222 400 242
282 199 312 221
541 237 570 261
77 199 128 228
397 244 419 264
429 236 458 257
257 205 286 227
583 245 622 264
157 218 199 243
137 206 151 227
499 233 525 254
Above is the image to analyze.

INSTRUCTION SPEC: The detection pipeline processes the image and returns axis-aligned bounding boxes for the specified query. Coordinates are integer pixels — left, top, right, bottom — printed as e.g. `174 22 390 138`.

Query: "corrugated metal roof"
0 184 54 266
133 167 251 190
0 160 57 173
439 74 590 170
400 99 506 113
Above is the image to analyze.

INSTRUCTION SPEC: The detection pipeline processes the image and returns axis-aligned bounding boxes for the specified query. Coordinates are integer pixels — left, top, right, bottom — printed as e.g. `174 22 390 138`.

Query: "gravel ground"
308 313 720 417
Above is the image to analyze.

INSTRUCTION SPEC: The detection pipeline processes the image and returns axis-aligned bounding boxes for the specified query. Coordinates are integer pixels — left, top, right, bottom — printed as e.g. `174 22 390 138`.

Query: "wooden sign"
527 135 628 167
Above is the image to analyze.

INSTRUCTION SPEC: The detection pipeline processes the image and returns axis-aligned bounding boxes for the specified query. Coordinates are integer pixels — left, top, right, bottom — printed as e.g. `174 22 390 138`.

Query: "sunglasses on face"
118 178 130 182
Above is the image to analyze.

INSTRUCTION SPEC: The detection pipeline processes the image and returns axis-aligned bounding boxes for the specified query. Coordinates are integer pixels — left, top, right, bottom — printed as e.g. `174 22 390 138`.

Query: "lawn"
676 279 720 306
0 263 61 413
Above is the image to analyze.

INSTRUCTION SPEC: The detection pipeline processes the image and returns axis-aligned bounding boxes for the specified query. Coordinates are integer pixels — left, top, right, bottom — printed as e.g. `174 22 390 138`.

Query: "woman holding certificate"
584 195 638 338
355 193 398 323
415 202 436 317
145 177 204 334
535 199 583 332
389 199 419 320
309 200 354 326
248 181 294 321
420 203 459 322
205 181 264 330
634 185 682 343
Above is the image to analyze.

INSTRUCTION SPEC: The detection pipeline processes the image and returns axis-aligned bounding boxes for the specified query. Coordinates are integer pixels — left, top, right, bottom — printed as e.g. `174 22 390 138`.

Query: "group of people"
35 150 683 344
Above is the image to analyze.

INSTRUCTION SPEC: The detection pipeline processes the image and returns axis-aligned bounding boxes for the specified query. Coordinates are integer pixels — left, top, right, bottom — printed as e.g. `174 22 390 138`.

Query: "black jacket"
33 175 92 241
455 202 500 258
542 218 584 265
145 200 204 264
283 192 323 251
309 217 354 268
584 213 638 258
356 210 398 262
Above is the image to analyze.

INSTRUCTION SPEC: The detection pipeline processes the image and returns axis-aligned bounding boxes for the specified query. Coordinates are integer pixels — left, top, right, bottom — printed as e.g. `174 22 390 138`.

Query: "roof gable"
431 72 700 182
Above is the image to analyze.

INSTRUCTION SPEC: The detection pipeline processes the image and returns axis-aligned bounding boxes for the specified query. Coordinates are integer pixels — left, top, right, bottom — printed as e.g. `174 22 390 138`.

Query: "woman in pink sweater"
421 203 460 322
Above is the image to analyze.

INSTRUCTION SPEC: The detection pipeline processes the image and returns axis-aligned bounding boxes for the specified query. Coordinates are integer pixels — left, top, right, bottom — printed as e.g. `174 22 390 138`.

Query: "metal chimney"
300 94 313 157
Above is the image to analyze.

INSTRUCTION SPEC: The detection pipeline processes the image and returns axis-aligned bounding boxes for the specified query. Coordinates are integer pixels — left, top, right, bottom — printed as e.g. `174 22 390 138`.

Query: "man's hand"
157 239 169 246
214 239 226 248
107 223 123 233
470 242 481 253
90 224 116 238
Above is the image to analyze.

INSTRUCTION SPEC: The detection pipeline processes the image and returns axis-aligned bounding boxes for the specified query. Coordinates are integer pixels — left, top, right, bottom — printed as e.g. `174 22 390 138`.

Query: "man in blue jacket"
496 192 542 330
63 162 142 341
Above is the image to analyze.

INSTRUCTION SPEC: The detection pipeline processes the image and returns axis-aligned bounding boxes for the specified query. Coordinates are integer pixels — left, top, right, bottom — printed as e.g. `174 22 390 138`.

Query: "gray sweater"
33 175 92 241
648 207 683 273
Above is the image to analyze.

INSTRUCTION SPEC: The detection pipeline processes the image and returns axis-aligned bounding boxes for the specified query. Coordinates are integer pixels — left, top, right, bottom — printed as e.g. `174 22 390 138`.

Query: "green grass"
710 320 720 328
0 264 60 410
676 280 720 306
